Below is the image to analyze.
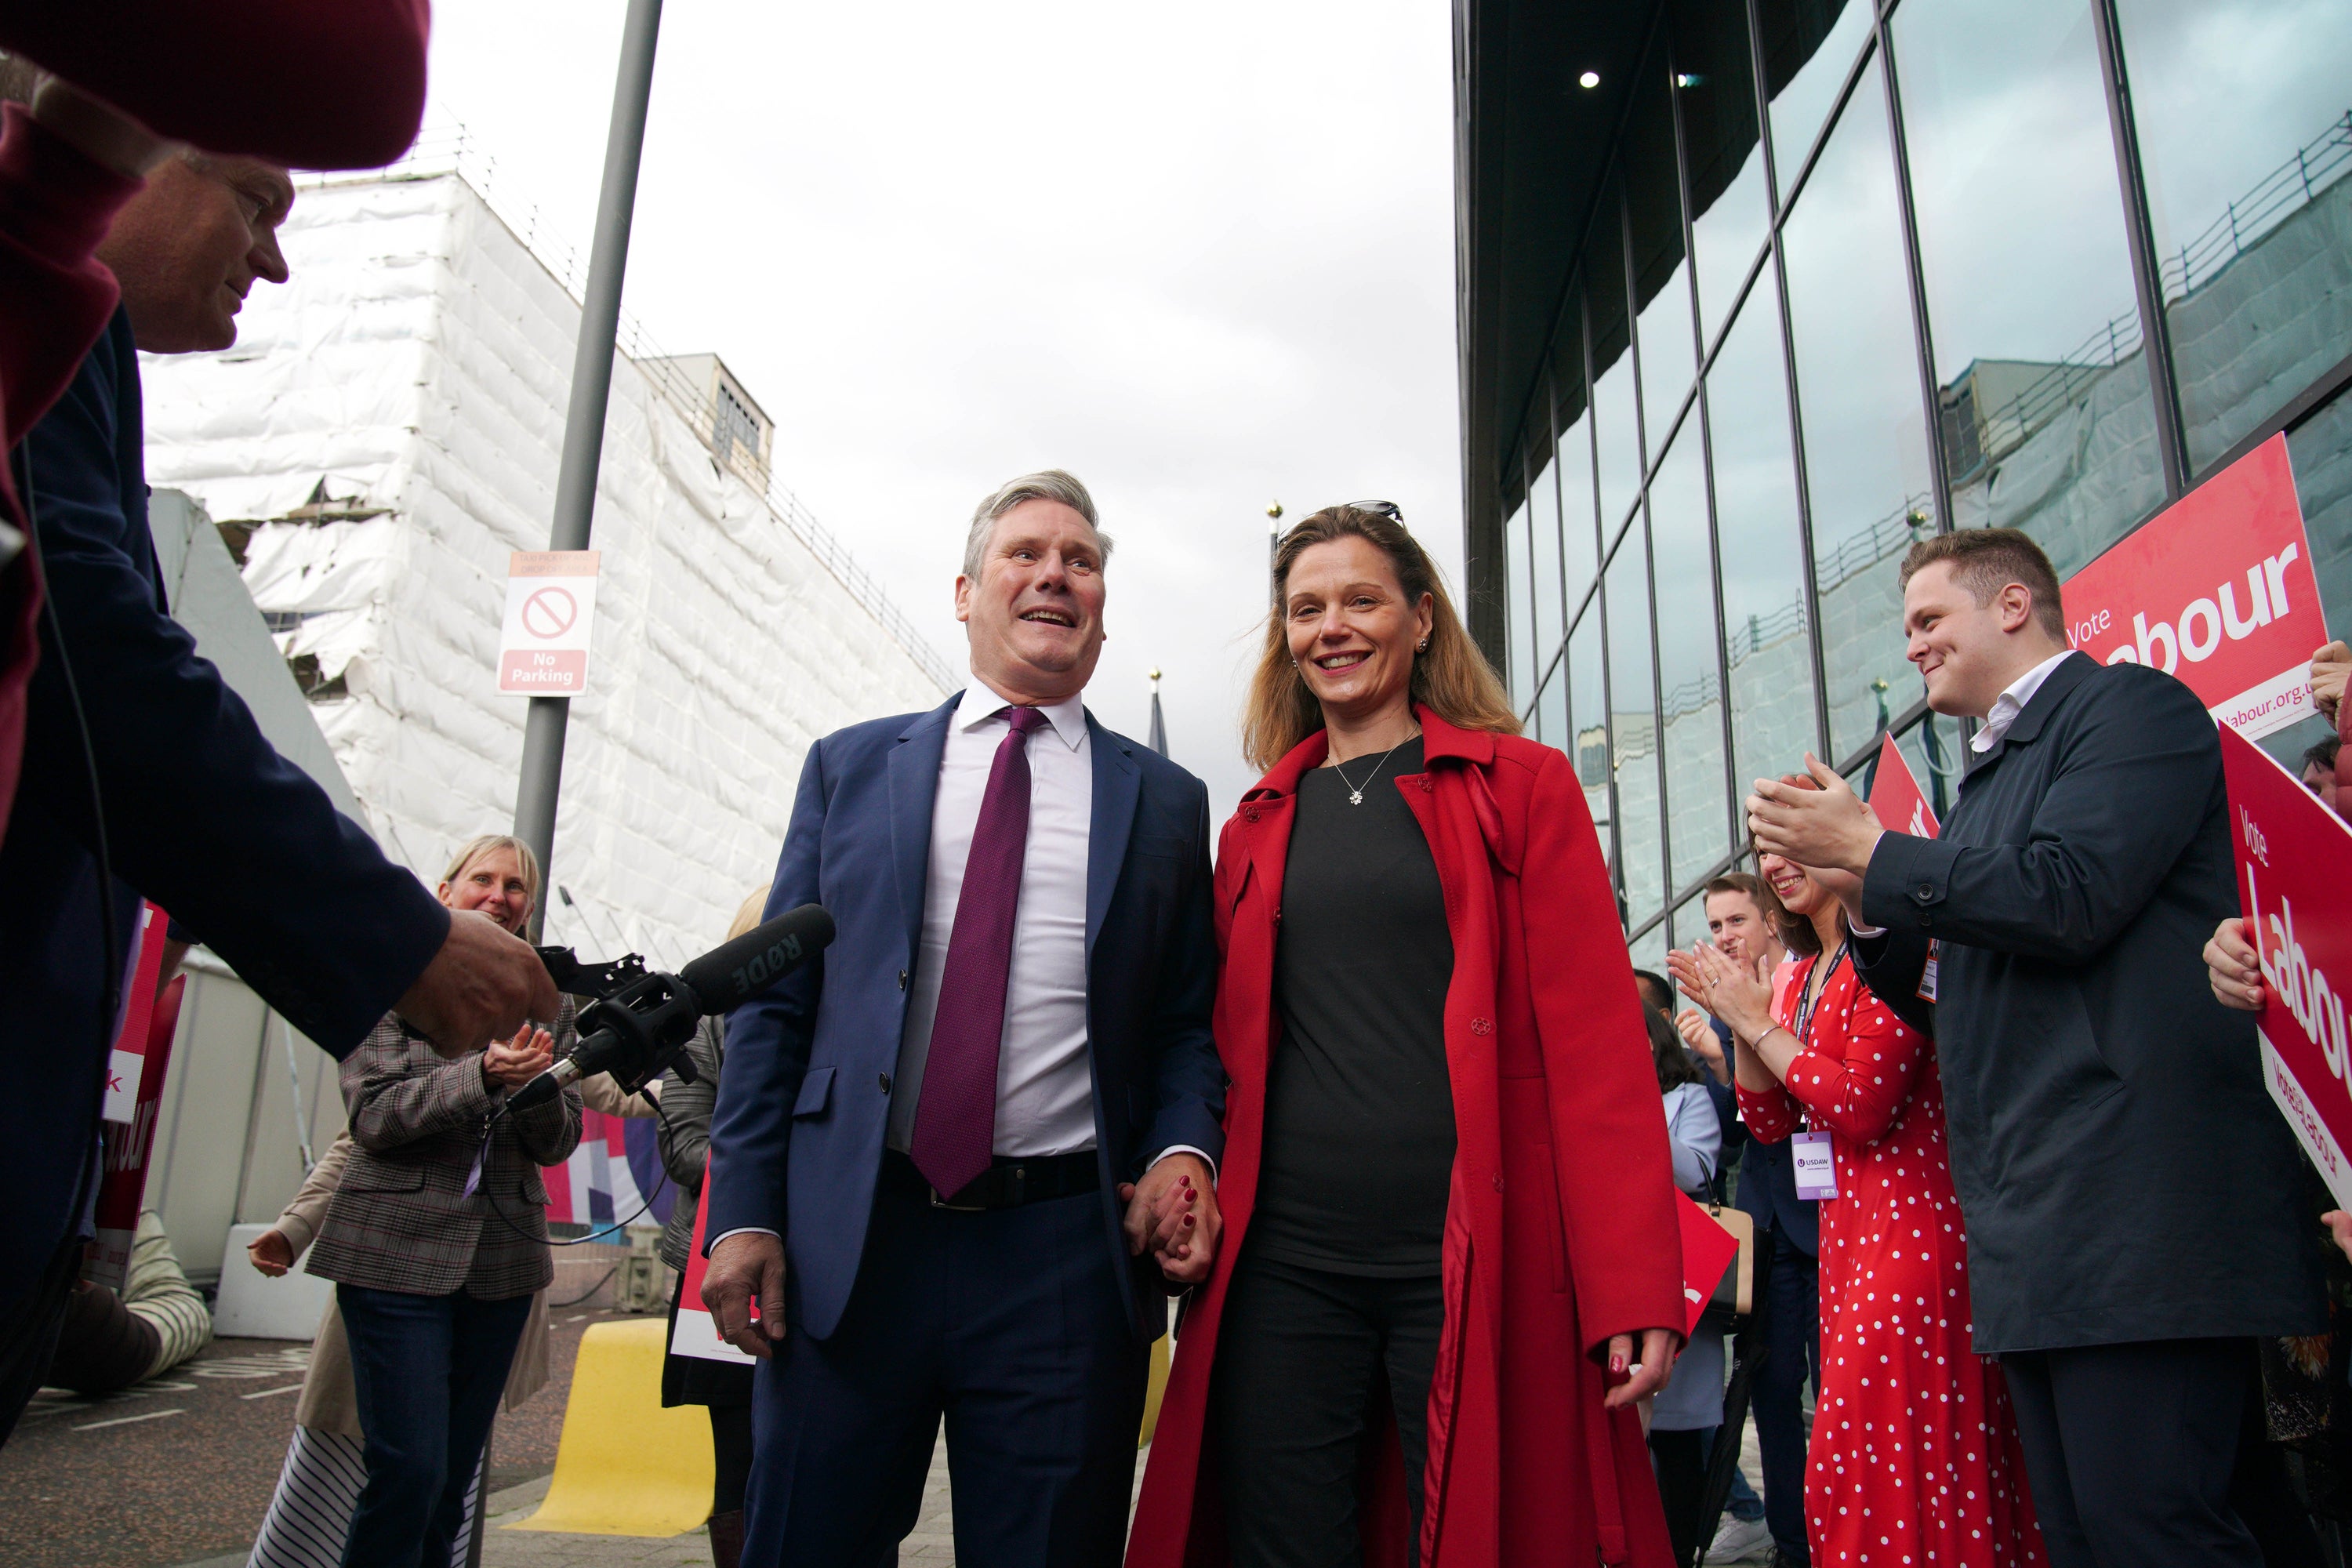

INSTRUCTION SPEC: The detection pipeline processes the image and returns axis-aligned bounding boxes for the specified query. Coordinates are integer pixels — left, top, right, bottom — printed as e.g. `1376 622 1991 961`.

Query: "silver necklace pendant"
1347 789 1364 805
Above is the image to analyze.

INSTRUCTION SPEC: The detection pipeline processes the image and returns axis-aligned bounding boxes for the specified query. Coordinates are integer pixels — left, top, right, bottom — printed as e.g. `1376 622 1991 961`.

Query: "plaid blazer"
306 1006 583 1299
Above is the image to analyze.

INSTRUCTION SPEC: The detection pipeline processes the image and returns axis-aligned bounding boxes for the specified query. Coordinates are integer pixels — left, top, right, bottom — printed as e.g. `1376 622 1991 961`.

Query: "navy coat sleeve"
1849 926 1937 1039
703 739 828 1243
18 317 448 1054
1859 670 2220 965
1134 775 1226 1174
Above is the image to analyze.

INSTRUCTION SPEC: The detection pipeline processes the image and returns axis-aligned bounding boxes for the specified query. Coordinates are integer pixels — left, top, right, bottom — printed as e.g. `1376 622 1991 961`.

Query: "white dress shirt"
888 680 1098 1158
711 681 1207 1250
1970 648 2079 753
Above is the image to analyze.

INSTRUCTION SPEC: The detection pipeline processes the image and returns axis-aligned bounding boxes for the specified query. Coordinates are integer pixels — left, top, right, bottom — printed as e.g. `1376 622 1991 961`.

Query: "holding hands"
1120 1152 1221 1286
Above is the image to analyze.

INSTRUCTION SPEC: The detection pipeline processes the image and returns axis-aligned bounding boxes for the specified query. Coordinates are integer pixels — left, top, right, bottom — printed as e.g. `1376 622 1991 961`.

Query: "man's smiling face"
955 497 1108 703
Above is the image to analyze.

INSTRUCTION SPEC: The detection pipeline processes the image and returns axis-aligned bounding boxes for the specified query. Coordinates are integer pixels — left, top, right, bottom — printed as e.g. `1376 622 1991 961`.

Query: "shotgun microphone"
506 904 834 1113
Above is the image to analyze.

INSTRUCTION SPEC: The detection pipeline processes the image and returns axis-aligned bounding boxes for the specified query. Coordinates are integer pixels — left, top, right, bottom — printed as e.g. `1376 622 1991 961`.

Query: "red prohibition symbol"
520 586 579 639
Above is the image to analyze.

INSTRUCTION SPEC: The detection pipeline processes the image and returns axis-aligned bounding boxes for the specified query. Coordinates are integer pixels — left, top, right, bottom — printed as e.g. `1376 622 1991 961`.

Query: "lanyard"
1791 938 1850 1051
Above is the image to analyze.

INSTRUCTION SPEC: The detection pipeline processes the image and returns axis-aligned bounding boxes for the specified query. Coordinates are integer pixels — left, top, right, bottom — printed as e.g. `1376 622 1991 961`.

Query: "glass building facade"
1456 0 2352 968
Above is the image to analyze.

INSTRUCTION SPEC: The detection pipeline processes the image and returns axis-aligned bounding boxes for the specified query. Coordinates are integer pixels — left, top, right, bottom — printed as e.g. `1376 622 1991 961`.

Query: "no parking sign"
498 550 601 695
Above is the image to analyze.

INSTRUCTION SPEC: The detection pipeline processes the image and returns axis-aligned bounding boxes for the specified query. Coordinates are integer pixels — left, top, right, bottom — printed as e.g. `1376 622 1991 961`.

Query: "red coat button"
1244 808 1261 823
1471 1017 1494 1036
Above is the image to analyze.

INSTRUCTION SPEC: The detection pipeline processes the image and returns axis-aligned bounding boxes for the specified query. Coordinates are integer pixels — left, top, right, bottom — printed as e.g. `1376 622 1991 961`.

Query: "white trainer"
1705 1514 1773 1563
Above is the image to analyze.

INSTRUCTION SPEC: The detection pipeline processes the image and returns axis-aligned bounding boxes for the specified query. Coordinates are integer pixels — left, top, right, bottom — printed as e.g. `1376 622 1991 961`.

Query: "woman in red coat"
1127 503 1687 1568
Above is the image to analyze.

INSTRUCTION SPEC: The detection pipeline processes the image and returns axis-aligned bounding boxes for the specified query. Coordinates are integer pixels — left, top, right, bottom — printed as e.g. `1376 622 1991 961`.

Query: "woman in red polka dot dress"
1687 830 2044 1568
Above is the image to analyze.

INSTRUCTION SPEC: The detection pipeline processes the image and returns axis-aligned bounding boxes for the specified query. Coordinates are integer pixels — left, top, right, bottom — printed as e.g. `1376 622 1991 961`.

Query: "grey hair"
961 470 1113 580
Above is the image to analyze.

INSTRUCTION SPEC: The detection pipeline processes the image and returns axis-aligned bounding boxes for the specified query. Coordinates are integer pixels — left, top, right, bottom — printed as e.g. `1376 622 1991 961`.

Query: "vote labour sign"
2060 434 2323 740
498 550 601 695
2220 722 2352 1210
1867 733 1940 840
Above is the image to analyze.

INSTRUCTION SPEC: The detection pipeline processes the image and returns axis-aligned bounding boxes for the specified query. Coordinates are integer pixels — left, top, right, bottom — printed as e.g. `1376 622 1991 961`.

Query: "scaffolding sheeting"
141 170 950 965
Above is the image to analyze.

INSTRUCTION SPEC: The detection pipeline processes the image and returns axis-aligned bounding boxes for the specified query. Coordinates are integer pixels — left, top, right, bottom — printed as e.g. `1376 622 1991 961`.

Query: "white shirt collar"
956 677 1088 751
1971 648 2078 753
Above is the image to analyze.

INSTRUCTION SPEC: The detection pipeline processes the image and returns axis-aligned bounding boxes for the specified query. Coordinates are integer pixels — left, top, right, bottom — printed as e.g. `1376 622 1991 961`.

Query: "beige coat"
273 1073 653 1436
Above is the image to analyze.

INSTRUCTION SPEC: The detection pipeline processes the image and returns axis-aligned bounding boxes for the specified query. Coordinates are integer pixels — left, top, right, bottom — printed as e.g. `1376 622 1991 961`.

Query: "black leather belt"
883 1149 1100 1210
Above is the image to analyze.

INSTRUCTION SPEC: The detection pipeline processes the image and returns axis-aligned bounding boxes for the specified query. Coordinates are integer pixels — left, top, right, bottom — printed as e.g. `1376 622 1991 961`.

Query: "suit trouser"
337 1283 531 1568
745 1167 1149 1568
0 1231 82 1448
1750 1240 1817 1563
1999 1336 2296 1568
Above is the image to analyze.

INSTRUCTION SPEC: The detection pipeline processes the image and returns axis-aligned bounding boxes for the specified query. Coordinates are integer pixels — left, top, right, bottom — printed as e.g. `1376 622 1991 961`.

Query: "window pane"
1531 455 1566 677
1536 650 1570 750
1567 607 1613 866
1555 303 1602 608
1606 526 1667 926
1589 188 1644 534
1758 0 1873 191
1631 923 1671 969
1780 64 1938 763
1669 886 1708 953
1674 0 1773 347
1895 0 2166 575
1504 494 1535 708
2112 0 2352 473
2263 390 2352 766
1651 430 1730 889
1708 272 1820 796
1630 44 1700 451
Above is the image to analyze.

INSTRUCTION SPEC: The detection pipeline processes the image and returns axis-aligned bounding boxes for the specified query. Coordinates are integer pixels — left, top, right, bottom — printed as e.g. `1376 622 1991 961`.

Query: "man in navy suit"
702 470 1225 1567
0 141 556 1445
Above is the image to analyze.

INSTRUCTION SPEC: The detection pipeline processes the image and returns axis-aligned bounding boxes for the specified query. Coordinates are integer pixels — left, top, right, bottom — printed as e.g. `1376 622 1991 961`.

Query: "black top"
1251 738 1457 1276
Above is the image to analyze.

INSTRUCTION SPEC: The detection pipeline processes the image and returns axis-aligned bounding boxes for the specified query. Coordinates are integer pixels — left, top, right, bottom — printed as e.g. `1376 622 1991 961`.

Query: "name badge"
1791 1130 1838 1201
1918 939 1940 1003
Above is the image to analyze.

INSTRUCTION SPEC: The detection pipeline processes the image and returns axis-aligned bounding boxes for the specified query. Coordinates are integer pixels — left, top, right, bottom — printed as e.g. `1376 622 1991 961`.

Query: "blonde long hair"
1241 504 1519 772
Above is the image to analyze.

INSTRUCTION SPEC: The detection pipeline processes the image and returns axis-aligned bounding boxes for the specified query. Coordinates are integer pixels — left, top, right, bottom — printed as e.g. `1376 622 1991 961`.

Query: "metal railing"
1960 108 2350 476
305 125 961 694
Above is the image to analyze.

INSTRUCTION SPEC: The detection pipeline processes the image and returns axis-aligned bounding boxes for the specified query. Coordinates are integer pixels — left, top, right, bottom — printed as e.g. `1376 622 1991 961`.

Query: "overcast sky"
420 0 1465 816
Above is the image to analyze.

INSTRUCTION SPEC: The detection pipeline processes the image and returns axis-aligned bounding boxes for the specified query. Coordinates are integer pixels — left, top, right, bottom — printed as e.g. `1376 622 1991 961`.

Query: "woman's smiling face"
1283 536 1432 724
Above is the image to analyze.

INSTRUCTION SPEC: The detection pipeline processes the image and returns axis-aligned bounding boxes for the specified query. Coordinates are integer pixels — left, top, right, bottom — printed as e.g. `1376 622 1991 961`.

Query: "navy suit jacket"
706 692 1226 1342
1857 652 2323 1352
2 312 448 1311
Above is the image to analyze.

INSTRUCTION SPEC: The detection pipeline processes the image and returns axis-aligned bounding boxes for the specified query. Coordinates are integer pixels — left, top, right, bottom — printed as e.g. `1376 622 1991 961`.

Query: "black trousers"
1210 1249 1445 1568
1646 1427 1707 1566
0 1232 82 1448
2000 1336 2315 1568
1751 1240 1819 1563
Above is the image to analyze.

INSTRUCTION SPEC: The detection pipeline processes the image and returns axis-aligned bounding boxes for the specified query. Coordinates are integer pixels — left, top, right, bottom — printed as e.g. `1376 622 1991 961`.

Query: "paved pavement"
476 1426 1134 1566
0 1300 636 1567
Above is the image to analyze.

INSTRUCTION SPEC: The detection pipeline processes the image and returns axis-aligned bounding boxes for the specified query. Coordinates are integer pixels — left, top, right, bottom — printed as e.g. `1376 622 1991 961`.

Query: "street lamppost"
1266 501 1283 606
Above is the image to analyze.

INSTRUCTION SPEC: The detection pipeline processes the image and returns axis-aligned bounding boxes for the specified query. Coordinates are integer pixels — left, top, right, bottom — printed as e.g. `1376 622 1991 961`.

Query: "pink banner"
2220 721 2352 1209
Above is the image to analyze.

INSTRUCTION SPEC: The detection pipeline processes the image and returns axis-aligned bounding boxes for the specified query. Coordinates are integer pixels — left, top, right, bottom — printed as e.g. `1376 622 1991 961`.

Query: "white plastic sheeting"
141 172 949 966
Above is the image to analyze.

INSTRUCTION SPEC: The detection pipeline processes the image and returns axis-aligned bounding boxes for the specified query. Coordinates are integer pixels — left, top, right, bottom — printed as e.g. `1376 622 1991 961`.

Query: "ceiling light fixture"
1578 70 1601 89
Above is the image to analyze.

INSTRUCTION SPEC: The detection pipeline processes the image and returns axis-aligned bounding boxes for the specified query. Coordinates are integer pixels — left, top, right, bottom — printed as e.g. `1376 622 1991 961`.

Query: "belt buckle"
929 1164 1022 1211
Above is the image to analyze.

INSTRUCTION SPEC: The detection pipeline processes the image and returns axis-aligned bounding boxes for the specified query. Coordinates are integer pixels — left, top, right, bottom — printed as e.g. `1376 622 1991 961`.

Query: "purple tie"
909 703 1051 1199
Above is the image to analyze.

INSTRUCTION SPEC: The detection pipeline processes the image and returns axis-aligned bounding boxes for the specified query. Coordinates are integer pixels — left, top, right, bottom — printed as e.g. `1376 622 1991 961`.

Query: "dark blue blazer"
2 312 448 1312
1857 652 2323 1352
706 693 1226 1342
